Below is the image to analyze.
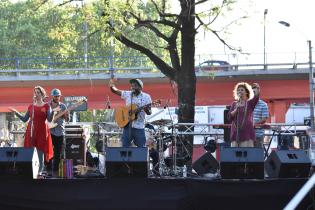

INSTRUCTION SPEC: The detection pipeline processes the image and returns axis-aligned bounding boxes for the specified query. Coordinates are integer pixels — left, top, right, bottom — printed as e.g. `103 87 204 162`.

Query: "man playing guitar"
109 78 152 147
48 88 69 176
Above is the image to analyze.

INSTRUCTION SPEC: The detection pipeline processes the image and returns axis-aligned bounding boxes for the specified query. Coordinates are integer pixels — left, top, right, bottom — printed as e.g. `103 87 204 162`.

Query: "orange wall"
0 79 310 123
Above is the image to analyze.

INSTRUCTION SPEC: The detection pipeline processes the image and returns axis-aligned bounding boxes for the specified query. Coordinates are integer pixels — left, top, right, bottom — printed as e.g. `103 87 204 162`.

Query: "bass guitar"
48 98 87 129
115 100 160 128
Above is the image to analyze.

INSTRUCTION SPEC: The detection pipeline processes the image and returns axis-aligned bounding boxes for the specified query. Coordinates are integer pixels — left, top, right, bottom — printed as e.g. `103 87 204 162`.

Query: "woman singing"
9 86 53 177
227 82 259 147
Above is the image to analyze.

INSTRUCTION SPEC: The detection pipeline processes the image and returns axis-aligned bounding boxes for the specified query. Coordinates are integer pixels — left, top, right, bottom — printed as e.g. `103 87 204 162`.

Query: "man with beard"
48 88 69 176
109 79 152 147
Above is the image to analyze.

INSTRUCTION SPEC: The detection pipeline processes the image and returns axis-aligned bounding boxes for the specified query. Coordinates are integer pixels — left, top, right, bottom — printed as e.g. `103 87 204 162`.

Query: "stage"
0 177 312 210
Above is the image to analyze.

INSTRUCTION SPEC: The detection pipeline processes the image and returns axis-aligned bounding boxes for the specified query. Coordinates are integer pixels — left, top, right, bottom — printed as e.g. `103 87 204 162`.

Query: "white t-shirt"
121 91 152 129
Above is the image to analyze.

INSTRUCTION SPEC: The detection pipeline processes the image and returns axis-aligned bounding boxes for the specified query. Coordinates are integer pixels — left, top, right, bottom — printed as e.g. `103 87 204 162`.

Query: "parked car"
195 60 231 71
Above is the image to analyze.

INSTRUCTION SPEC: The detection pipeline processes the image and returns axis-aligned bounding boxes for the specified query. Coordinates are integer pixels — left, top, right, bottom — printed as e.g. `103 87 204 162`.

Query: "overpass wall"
0 79 309 123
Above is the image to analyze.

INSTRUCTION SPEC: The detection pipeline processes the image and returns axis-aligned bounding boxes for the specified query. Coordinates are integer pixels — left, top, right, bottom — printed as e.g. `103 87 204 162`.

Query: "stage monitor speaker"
0 147 39 179
192 152 219 175
65 137 86 166
265 150 311 178
105 147 149 178
220 147 264 179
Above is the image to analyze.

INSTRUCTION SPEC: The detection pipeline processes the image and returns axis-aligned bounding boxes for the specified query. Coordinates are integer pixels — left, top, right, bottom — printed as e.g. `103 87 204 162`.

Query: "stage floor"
0 177 313 210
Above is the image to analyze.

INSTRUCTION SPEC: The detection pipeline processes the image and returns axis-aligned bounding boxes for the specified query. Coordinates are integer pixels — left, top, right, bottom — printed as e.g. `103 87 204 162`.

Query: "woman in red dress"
9 86 53 176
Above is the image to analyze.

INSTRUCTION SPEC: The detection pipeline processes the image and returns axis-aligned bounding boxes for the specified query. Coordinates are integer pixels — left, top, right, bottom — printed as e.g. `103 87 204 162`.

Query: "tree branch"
150 0 179 19
195 0 208 6
128 11 170 41
168 20 181 70
112 27 176 80
33 0 49 11
210 28 241 52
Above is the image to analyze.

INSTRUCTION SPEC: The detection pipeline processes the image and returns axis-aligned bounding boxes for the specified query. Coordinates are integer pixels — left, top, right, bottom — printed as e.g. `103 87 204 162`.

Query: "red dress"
24 103 53 162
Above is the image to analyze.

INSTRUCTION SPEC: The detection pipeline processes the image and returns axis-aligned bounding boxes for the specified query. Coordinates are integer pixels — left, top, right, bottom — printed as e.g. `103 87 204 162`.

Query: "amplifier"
0 147 39 179
65 125 83 135
65 137 86 166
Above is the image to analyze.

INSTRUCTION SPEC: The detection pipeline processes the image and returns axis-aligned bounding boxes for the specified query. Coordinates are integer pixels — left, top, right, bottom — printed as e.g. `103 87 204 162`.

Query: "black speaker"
105 147 149 178
65 137 86 165
0 147 39 179
220 147 264 179
265 150 311 178
193 152 219 175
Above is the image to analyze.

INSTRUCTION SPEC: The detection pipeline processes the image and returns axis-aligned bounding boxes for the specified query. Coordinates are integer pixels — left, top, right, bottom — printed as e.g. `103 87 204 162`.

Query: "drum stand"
169 133 191 177
155 126 169 177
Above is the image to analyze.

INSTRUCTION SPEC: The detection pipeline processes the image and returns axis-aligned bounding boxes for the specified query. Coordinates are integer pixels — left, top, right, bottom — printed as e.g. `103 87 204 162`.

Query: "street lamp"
279 21 314 130
263 9 268 70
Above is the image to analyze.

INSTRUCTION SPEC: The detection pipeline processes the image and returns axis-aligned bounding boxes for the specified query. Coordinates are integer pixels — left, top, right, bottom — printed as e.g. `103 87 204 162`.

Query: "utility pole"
263 9 268 70
308 40 314 130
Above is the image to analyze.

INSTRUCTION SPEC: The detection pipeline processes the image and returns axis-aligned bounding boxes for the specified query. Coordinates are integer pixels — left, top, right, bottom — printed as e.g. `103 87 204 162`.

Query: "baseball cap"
51 88 61 96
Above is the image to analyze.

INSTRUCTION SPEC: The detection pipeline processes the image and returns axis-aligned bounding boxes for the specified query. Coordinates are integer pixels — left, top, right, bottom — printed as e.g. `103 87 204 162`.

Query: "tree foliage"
0 0 170 60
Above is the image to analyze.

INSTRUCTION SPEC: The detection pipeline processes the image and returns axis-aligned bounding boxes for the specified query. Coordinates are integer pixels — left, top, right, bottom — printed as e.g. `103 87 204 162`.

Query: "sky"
194 0 315 64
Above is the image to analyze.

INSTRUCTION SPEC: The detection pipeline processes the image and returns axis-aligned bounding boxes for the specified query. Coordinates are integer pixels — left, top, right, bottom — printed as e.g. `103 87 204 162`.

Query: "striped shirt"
253 99 269 138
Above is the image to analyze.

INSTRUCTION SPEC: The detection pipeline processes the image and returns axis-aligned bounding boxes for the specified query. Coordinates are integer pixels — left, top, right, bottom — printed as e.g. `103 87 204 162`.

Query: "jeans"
121 125 146 147
37 149 45 174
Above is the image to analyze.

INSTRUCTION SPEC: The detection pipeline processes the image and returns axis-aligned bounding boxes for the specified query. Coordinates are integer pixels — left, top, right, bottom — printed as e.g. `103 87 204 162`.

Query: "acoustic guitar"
115 100 160 128
48 97 87 129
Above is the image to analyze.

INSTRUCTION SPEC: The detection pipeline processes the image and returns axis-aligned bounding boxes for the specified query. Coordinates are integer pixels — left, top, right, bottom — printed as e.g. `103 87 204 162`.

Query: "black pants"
50 134 64 172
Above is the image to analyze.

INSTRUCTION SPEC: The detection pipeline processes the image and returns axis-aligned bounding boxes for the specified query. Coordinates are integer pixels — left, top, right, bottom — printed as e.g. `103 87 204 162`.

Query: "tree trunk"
176 0 196 172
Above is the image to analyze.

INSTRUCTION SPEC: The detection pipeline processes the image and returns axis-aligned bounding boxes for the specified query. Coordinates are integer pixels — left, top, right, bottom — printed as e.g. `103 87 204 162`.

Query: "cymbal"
150 119 172 126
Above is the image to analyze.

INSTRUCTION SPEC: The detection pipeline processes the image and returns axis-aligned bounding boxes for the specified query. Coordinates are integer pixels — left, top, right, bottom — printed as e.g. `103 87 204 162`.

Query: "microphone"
105 96 111 109
164 99 170 109
237 93 241 101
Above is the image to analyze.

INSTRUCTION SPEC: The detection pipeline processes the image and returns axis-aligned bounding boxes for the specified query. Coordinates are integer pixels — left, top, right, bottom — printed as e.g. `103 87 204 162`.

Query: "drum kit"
146 119 188 177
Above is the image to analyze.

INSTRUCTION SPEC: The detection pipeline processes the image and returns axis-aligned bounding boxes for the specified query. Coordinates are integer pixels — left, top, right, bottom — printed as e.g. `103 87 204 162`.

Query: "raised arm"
9 107 30 123
108 79 122 96
248 92 259 111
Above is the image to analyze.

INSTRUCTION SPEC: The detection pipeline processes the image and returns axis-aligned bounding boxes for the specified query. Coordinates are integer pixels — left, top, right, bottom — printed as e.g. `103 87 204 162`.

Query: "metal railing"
0 54 313 80
0 55 155 70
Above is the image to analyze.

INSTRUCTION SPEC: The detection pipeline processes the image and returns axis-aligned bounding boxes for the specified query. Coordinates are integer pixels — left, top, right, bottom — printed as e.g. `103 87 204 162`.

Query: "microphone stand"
236 97 241 147
31 97 35 146
105 96 111 109
164 100 178 176
236 111 240 147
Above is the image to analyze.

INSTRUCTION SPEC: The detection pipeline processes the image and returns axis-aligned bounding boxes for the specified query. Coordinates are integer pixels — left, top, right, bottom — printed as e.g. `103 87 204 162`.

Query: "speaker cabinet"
65 137 86 166
0 147 39 179
220 147 264 179
193 152 219 175
105 147 149 178
265 150 311 178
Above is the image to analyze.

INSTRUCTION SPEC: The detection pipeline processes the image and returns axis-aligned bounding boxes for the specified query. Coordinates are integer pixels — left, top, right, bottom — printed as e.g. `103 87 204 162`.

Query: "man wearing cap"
252 83 269 148
48 88 69 175
109 78 152 147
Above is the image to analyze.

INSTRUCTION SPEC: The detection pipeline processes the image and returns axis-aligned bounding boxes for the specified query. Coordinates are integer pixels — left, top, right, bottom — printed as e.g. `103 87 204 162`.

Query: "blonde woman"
9 86 53 177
